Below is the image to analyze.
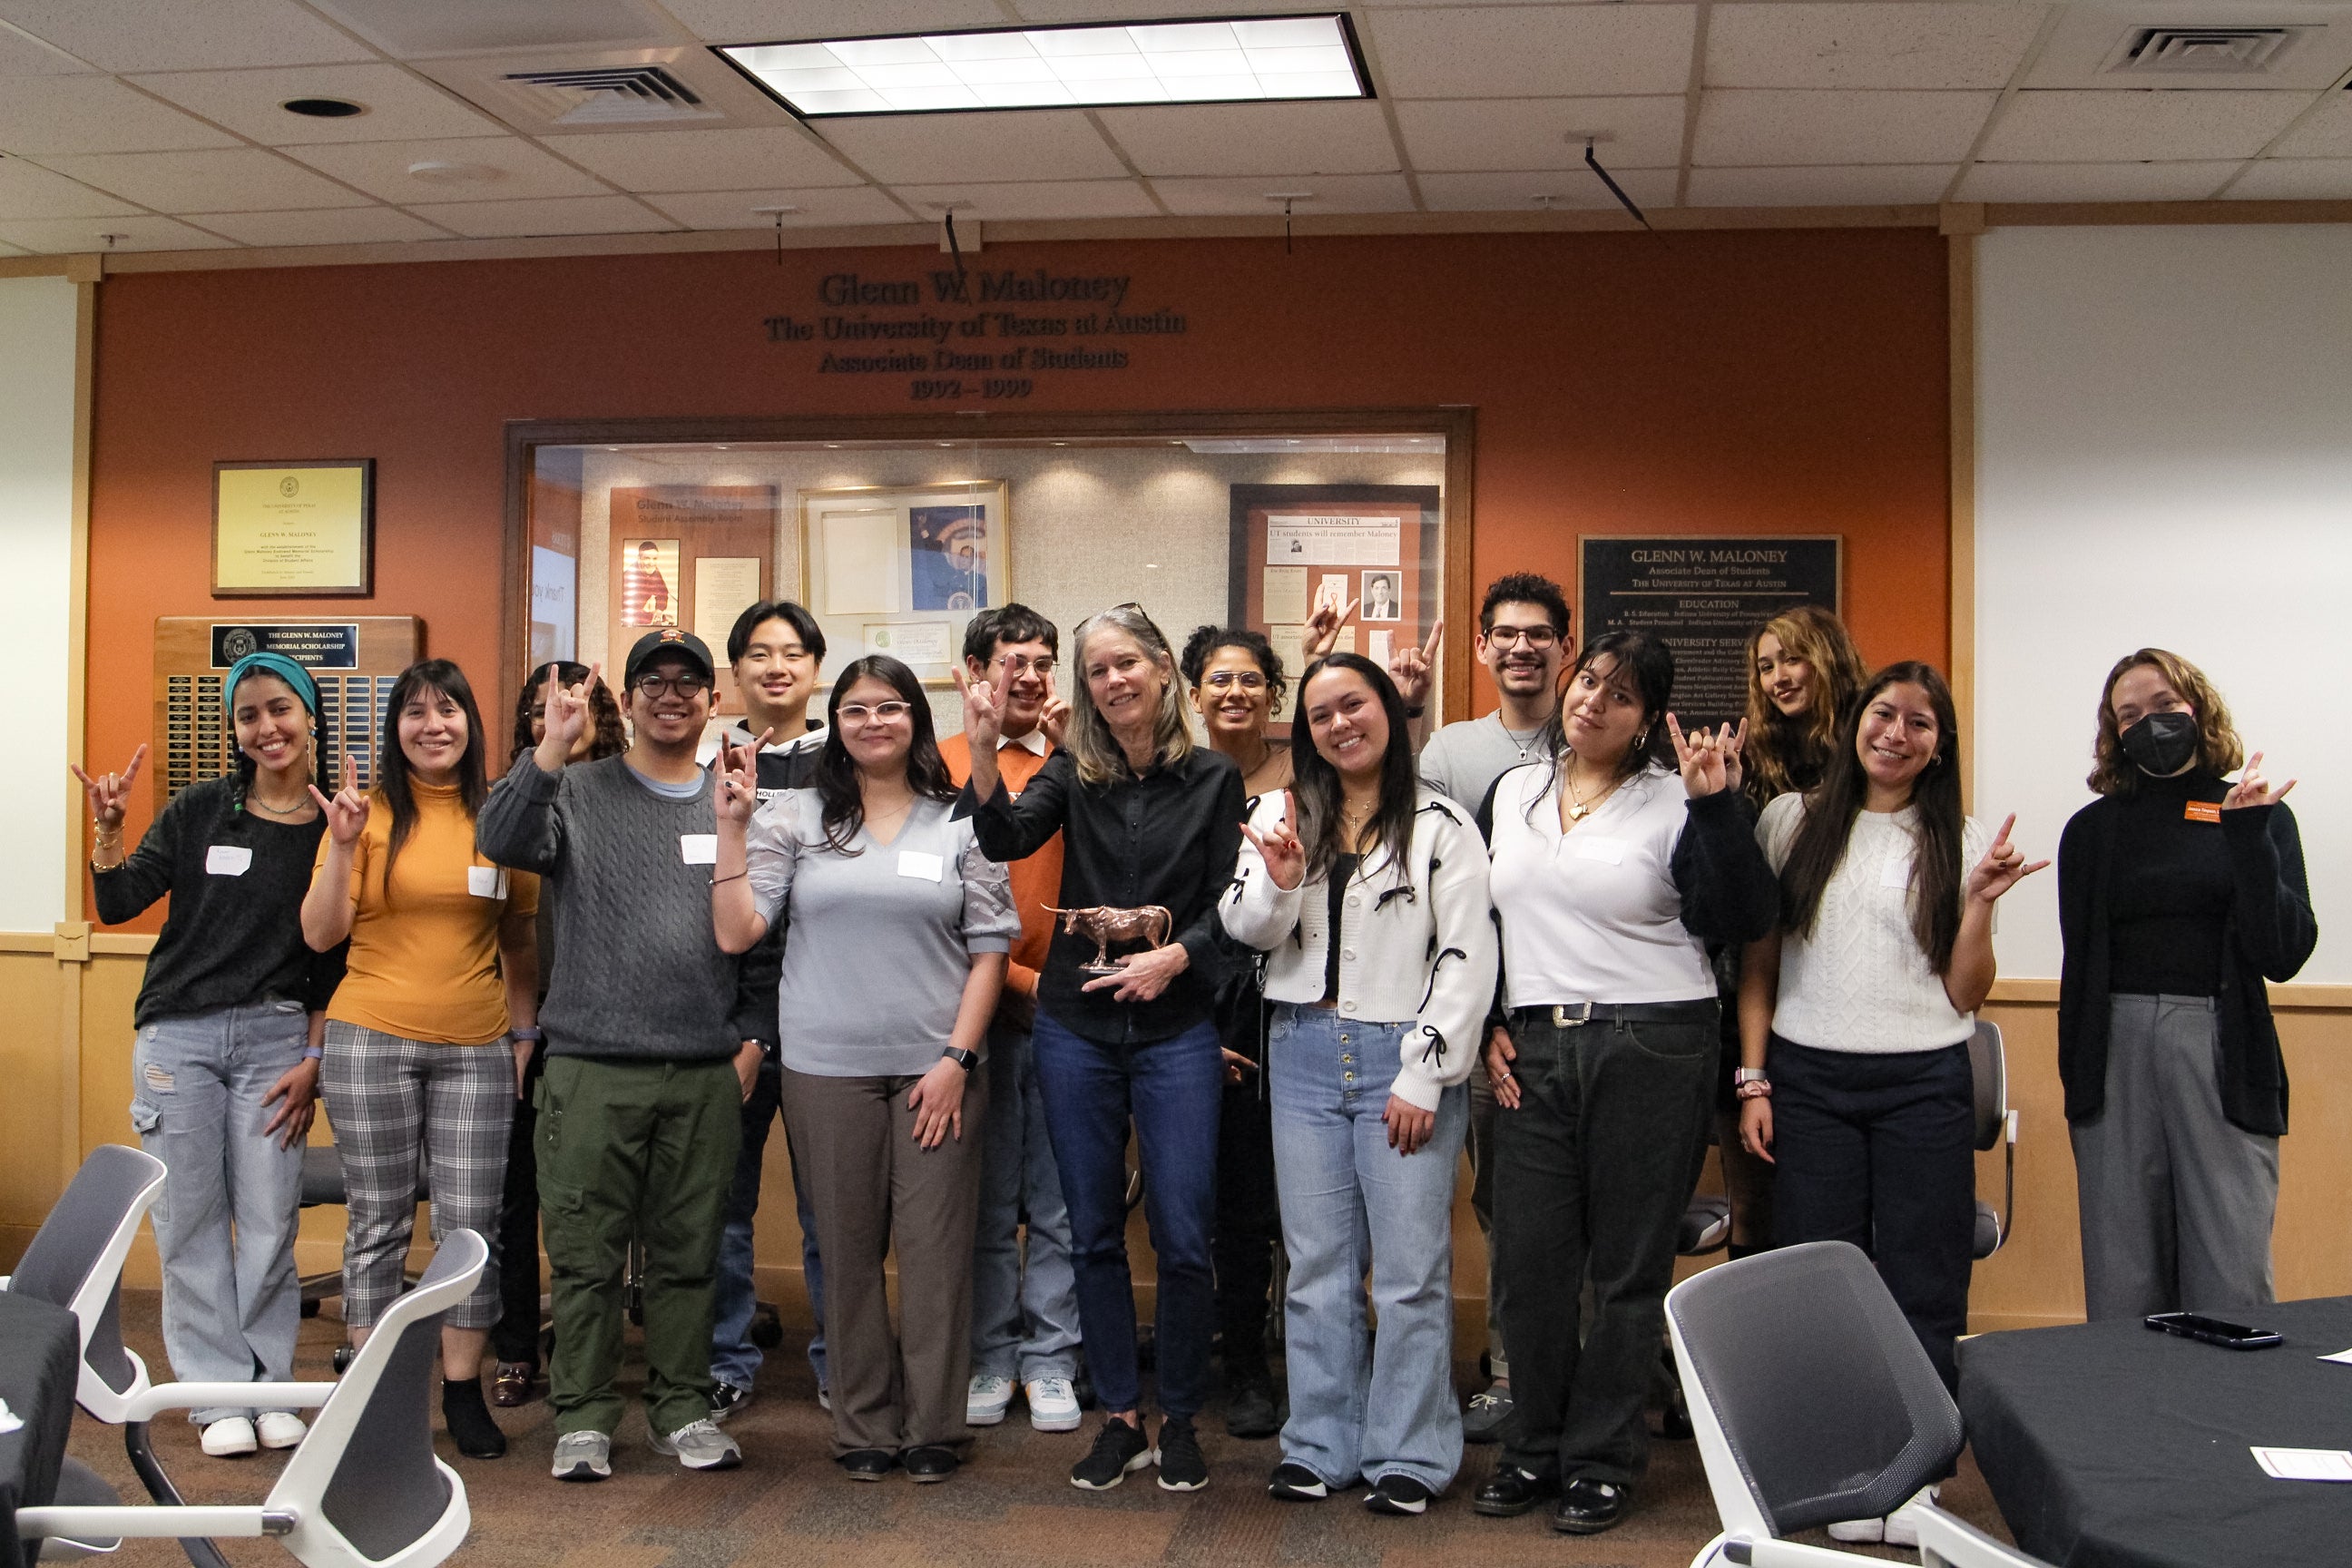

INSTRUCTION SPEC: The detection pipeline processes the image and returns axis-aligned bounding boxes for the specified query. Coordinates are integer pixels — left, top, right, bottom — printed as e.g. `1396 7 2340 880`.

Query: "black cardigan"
2056 785 2316 1136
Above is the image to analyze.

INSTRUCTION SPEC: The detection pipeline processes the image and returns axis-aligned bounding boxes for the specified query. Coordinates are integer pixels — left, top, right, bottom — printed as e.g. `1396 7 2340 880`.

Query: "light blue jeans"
970 1016 1081 1383
1269 1004 1468 1493
127 1001 309 1425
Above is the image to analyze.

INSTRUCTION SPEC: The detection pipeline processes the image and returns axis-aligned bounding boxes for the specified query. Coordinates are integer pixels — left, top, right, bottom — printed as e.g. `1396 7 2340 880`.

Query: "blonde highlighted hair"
1743 603 1868 807
1065 603 1196 786
2089 648 2243 795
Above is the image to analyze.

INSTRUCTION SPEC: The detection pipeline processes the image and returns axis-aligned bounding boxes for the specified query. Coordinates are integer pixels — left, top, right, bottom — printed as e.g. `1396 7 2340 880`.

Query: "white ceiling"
2 0 2349 255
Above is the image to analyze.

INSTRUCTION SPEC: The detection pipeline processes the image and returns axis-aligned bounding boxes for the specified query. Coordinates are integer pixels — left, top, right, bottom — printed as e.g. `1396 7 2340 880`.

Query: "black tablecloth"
1961 1296 2352 1568
0 1291 80 1568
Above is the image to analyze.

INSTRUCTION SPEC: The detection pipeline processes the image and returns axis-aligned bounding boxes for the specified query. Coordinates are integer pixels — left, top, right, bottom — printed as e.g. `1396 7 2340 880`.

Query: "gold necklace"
1562 761 1622 822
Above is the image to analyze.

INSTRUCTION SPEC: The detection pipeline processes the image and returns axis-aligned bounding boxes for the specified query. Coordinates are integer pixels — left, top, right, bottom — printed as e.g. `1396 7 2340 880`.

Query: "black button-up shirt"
961 744 1244 1044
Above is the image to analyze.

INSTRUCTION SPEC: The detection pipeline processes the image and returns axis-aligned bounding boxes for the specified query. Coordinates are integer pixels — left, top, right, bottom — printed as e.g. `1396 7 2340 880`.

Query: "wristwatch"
941 1046 980 1072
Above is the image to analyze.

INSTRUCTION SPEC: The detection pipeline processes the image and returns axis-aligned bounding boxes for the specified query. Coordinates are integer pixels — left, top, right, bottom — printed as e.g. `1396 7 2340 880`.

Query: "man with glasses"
705 602 833 1425
478 627 747 1482
1408 572 1572 1446
936 604 1088 1436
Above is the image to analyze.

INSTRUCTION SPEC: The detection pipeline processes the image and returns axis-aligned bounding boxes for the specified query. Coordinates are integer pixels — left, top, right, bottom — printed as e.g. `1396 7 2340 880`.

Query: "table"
0 1291 81 1568
1961 1295 2352 1568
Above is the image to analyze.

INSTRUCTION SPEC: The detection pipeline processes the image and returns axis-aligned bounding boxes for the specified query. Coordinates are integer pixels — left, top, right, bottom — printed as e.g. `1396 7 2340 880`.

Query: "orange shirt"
939 730 1063 1000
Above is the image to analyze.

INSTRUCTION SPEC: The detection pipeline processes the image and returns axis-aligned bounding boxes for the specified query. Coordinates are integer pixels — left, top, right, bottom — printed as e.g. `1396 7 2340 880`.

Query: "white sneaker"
967 1373 1014 1426
1826 1517 1886 1544
200 1417 258 1457
1026 1377 1082 1433
649 1417 741 1471
1885 1485 1939 1547
256 1413 307 1450
1827 1485 1937 1545
551 1430 611 1482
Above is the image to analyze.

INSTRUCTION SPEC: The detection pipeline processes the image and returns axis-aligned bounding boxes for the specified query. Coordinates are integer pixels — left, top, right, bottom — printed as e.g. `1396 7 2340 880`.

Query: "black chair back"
7 1145 162 1396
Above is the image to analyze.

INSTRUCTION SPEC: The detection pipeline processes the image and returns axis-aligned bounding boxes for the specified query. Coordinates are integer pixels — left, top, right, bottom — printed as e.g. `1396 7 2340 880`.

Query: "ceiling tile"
1395 95 1686 172
401 194 677 238
662 0 1007 42
1150 172 1415 216
283 137 614 203
641 184 911 228
1013 0 1360 18
2227 157 2352 200
2273 94 2352 158
0 213 234 251
304 0 679 57
0 77 240 155
1955 159 2238 202
1707 3 2045 91
887 179 1158 220
1684 163 1955 206
818 111 1127 184
40 148 368 212
126 64 505 146
1368 6 1697 99
1693 88 1995 165
1979 90 2309 162
0 0 370 72
0 156 140 220
2024 4 2352 92
1096 101 1396 178
1416 166 1678 212
0 19 89 74
185 206 456 246
549 127 861 191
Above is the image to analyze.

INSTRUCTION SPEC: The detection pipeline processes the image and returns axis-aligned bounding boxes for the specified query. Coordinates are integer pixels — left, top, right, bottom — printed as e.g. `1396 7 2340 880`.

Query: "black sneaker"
1268 1460 1328 1502
1155 1415 1208 1492
1223 1377 1280 1441
1366 1474 1433 1516
709 1382 751 1425
1070 1418 1154 1491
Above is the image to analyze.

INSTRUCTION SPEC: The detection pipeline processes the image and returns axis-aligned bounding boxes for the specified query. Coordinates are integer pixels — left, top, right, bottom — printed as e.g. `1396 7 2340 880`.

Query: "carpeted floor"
71 1290 2016 1566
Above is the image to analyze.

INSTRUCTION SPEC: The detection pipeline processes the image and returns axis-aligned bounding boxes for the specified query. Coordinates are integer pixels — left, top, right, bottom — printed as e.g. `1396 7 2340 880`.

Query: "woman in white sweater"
1224 653 1497 1519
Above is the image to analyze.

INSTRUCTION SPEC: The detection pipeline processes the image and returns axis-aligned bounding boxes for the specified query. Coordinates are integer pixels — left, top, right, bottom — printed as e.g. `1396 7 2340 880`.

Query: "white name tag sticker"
205 845 252 877
1880 857 1913 889
680 834 719 866
1573 835 1626 866
467 866 509 899
897 850 945 882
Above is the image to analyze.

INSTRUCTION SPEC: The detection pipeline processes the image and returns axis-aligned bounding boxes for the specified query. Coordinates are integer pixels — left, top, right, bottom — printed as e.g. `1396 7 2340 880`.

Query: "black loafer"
1472 1466 1559 1517
1551 1478 1630 1534
838 1447 897 1481
903 1445 958 1484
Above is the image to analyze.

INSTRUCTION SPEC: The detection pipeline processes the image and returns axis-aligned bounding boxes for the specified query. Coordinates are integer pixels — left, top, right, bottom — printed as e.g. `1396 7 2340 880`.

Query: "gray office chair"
1968 1020 2016 1260
298 1143 431 1318
1666 1240 2053 1568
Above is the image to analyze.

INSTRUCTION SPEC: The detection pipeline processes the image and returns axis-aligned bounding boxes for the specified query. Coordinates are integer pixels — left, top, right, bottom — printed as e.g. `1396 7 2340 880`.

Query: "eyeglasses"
1485 625 1559 649
1201 670 1267 691
838 701 914 724
632 672 710 698
738 645 810 666
994 654 1055 678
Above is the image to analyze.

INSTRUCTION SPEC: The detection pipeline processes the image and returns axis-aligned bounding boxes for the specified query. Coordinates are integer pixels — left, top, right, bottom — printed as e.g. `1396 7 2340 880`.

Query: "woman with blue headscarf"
77 652 348 1460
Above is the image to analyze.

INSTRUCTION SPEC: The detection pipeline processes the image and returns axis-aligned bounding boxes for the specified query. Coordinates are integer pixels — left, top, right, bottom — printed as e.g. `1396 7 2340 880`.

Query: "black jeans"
490 1041 545 1366
1213 1077 1279 1382
1494 1004 1717 1488
1769 1036 1975 1390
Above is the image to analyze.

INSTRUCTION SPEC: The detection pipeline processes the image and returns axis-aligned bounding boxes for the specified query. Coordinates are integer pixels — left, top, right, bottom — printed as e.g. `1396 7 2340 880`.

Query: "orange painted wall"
83 226 1949 926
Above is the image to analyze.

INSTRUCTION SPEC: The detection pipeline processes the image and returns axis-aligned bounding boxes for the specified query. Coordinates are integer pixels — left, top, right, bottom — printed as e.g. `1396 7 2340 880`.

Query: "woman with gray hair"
956 603 1246 1495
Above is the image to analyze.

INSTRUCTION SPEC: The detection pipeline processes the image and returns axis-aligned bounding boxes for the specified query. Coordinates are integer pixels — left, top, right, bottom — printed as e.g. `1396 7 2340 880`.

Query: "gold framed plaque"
212 459 375 598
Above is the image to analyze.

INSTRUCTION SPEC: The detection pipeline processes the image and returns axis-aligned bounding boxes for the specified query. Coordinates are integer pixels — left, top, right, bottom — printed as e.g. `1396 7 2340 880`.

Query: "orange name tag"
2185 800 2221 824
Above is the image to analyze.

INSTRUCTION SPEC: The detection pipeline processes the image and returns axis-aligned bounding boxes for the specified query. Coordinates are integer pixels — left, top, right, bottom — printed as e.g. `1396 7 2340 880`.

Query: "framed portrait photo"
799 481 1009 686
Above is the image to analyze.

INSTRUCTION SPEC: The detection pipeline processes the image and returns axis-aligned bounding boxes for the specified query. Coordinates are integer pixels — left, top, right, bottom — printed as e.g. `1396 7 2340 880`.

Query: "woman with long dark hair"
81 653 344 1459
713 655 1016 1484
2060 650 2312 1321
302 658 540 1461
1475 632 1774 1536
1225 653 1495 1516
956 603 1246 1494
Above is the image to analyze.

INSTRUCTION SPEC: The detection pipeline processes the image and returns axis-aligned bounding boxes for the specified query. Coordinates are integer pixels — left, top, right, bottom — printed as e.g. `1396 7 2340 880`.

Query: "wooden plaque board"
154 616 422 803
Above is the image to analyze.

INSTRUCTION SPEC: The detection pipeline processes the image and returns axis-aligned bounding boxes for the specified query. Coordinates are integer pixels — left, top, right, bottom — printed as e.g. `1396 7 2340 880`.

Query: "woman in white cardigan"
1224 652 1497 1519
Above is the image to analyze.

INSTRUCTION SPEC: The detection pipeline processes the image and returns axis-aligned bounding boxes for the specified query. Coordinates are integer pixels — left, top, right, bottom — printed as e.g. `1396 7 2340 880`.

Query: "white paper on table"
2251 1446 2352 1481
0 1397 21 1435
821 509 902 614
2317 1348 2352 1365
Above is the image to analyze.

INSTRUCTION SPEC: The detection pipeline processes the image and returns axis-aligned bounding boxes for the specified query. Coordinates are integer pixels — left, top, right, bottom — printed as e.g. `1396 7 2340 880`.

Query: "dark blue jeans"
1031 1010 1223 1418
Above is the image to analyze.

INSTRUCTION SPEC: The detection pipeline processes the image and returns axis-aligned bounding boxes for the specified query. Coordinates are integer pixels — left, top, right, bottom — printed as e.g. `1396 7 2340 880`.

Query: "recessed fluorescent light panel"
715 14 1369 117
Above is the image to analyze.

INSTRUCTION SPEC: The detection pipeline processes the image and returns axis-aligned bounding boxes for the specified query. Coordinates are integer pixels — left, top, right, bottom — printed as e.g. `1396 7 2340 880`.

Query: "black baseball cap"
622 628 715 689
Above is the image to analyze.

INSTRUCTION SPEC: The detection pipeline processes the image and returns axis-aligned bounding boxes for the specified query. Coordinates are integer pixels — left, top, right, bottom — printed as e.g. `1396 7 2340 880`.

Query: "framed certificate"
799 481 1009 686
212 459 374 598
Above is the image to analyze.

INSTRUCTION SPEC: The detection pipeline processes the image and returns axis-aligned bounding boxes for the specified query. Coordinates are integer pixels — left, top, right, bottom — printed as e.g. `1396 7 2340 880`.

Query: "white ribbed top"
1759 794 1988 1054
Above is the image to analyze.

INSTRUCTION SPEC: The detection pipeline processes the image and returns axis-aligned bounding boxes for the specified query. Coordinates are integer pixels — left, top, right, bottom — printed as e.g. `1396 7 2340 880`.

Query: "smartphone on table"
2144 1311 2284 1350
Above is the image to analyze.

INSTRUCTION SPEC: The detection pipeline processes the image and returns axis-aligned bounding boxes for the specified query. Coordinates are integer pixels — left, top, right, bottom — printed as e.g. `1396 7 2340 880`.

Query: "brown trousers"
780 1065 988 1456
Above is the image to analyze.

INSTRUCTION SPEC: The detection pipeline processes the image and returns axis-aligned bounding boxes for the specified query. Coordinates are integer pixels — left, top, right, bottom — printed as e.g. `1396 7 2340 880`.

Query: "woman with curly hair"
2060 649 2313 1320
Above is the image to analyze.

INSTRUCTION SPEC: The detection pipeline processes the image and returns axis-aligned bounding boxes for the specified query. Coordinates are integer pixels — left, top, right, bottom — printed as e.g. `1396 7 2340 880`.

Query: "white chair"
2 1144 168 1425
1967 1020 2017 1260
1665 1240 2053 1568
17 1229 485 1568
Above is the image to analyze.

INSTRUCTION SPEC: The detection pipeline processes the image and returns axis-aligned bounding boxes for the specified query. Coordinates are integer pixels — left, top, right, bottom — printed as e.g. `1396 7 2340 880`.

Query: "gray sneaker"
551 1430 611 1482
649 1417 742 1471
1463 1382 1514 1444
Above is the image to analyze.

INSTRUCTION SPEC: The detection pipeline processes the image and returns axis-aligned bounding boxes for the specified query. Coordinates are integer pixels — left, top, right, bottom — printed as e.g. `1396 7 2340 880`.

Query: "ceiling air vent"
2105 26 2306 75
499 65 718 125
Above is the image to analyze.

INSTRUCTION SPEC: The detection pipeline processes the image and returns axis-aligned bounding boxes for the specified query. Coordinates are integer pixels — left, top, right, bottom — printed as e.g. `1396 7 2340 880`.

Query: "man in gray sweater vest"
478 629 751 1482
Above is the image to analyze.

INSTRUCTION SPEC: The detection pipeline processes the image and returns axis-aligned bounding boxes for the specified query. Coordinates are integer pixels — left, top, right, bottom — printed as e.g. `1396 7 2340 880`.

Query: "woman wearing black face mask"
2059 649 2315 1322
